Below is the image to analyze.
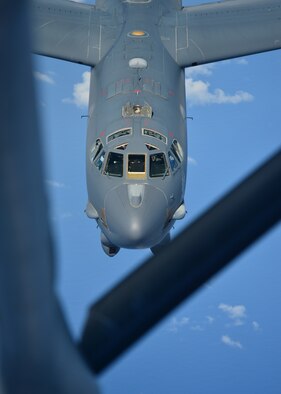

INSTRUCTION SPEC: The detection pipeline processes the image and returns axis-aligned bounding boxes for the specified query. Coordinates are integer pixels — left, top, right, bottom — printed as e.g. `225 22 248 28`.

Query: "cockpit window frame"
127 153 147 180
145 143 159 151
94 149 106 171
106 128 132 144
90 139 103 162
170 139 184 163
168 150 178 172
115 143 128 150
104 151 124 177
142 128 167 144
149 152 169 178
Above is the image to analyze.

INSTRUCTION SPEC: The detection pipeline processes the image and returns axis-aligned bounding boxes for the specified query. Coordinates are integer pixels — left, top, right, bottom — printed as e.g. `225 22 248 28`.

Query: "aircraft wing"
31 0 122 66
159 0 281 67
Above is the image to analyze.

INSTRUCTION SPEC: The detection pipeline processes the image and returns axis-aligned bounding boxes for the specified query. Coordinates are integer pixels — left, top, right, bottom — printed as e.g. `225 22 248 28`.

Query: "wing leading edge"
159 0 281 67
32 0 281 67
31 0 122 66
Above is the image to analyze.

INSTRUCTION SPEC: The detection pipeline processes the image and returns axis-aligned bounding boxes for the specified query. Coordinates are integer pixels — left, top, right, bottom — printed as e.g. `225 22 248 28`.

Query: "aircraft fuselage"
85 2 187 254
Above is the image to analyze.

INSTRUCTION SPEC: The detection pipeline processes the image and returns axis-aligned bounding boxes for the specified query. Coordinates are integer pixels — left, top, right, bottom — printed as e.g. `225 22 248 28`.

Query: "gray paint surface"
161 0 281 66
32 0 281 67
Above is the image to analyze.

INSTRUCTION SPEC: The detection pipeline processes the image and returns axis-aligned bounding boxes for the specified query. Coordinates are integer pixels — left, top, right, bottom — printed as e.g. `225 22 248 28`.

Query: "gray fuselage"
86 1 187 252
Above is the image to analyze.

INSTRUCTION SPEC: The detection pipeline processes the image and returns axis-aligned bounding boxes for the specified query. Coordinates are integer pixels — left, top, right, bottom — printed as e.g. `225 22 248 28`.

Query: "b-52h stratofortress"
32 0 281 256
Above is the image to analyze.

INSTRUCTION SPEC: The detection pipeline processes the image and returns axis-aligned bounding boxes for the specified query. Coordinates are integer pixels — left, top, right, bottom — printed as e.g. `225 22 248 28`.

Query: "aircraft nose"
104 184 168 248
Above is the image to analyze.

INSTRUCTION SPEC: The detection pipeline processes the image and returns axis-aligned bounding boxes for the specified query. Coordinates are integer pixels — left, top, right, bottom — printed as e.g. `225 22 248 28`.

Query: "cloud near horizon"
185 63 253 106
188 156 197 166
252 321 261 331
219 303 247 326
221 335 243 349
45 180 65 188
63 71 90 107
168 316 190 333
185 64 214 78
34 71 55 85
186 78 253 106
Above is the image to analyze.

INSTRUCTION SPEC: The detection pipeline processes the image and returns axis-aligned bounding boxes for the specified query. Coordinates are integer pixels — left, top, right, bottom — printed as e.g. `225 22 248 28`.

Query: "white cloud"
186 78 254 106
63 71 90 107
221 335 243 349
61 213 73 219
34 71 55 85
168 316 189 333
236 58 249 65
50 212 73 222
188 156 197 166
185 61 253 106
206 315 215 324
190 325 204 332
45 180 65 188
218 303 247 326
185 64 214 78
252 321 260 331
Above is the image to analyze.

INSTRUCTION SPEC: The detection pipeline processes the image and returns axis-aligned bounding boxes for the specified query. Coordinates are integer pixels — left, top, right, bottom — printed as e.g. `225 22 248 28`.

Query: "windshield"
128 154 145 173
171 139 183 163
104 152 123 177
142 128 167 144
168 151 178 171
94 150 106 171
107 128 132 143
91 139 103 161
150 153 168 177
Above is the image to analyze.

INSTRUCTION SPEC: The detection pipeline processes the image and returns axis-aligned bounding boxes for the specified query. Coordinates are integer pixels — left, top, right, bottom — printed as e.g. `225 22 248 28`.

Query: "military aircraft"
32 0 281 256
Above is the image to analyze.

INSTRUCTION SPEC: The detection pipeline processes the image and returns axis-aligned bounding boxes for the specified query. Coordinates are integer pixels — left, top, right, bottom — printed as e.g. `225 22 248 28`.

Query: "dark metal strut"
80 149 281 374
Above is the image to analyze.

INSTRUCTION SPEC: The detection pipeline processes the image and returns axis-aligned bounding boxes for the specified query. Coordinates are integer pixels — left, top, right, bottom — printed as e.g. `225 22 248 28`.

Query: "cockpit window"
145 143 158 151
150 153 169 177
91 139 103 162
170 139 184 163
107 128 132 143
142 128 167 144
116 143 128 150
168 151 178 171
127 154 146 179
128 154 145 173
94 150 106 171
104 152 123 177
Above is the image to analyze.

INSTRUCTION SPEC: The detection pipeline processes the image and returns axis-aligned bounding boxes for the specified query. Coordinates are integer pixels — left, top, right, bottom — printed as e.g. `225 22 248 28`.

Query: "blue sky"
33 1 281 393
